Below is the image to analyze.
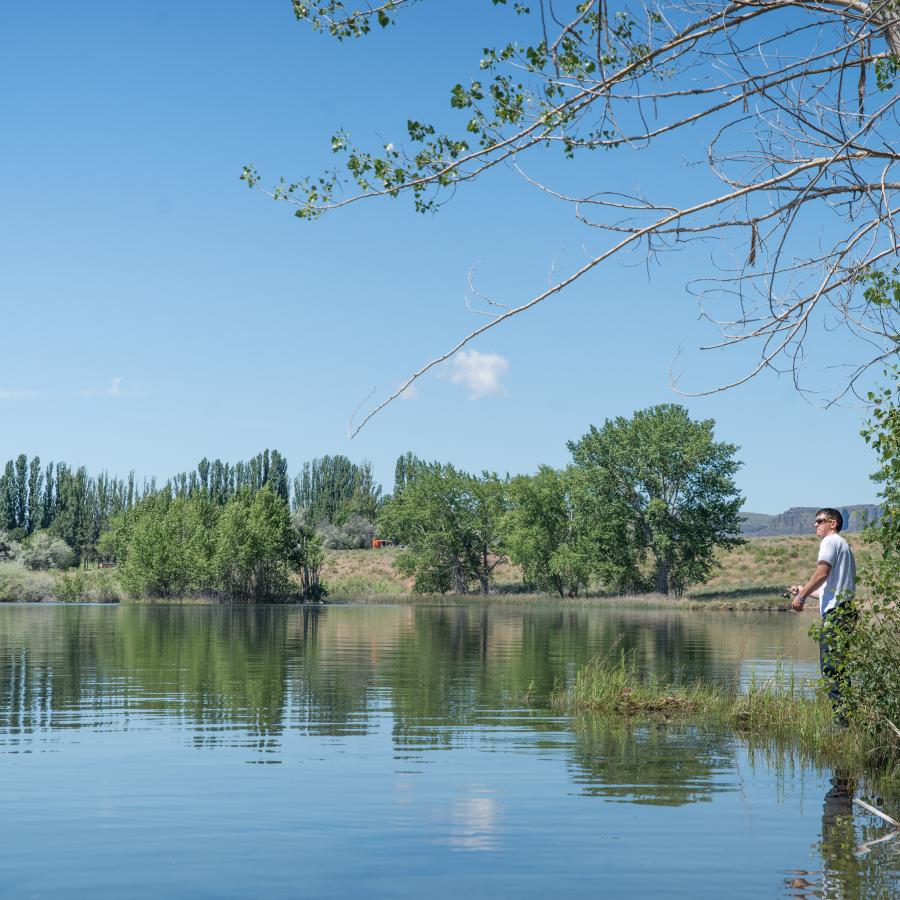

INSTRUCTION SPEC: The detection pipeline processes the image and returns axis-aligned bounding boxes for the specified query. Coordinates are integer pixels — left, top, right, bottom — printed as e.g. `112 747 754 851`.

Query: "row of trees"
0 449 384 565
2 407 743 597
168 449 290 506
0 457 143 562
380 405 744 597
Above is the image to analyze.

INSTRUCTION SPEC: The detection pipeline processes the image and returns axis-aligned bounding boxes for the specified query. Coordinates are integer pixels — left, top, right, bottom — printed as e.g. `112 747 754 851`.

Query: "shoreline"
0 590 802 611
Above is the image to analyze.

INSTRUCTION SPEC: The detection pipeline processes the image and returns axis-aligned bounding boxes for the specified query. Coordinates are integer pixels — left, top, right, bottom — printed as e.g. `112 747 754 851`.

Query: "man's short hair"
817 507 844 531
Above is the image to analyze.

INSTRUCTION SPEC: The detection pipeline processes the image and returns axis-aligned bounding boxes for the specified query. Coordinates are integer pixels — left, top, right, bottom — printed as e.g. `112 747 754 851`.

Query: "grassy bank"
324 536 872 607
0 533 873 606
551 653 900 786
687 533 873 600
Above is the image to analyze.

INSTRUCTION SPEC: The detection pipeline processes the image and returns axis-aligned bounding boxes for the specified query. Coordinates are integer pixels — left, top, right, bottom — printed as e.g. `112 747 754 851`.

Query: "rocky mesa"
741 505 881 537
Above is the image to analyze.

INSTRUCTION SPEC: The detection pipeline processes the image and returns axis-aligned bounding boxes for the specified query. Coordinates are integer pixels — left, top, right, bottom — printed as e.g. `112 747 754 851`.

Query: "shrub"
0 567 25 602
316 514 376 550
86 570 123 603
0 531 21 562
53 570 87 602
837 371 900 743
22 532 76 571
0 564 55 602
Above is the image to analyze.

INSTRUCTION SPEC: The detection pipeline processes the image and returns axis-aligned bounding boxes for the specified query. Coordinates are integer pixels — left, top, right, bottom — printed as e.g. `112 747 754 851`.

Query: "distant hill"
741 505 881 537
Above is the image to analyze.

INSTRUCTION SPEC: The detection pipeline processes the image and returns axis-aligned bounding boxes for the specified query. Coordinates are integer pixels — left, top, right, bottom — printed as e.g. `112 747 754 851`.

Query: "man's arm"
791 561 832 611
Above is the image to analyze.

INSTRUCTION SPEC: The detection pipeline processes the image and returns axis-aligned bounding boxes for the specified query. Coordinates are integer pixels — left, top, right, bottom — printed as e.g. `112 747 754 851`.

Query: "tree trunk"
655 559 670 595
451 558 468 594
479 545 490 595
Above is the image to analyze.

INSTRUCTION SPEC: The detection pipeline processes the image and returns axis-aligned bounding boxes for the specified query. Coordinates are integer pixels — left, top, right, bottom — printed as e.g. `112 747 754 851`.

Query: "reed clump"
552 652 899 784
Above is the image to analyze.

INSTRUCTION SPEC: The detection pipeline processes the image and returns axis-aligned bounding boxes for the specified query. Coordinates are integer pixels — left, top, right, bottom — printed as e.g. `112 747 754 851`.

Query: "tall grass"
552 651 900 786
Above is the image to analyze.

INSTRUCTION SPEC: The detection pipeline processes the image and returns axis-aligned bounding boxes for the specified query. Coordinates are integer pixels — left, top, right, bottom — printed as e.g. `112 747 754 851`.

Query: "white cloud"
446 350 509 399
0 389 39 399
0 377 144 400
398 382 418 401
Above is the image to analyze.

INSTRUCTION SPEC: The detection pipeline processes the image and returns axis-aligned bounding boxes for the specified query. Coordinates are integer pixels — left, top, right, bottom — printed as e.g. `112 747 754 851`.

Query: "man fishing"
789 508 857 720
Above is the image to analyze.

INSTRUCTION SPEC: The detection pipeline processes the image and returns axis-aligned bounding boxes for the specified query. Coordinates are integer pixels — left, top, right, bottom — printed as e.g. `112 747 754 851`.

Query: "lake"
0 603 897 898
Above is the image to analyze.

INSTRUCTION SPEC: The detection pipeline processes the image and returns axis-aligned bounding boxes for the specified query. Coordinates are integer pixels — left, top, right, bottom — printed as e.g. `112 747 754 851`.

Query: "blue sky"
0 1 885 511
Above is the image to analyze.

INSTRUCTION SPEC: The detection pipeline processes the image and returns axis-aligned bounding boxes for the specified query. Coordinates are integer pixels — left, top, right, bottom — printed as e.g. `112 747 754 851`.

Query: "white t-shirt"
818 533 856 615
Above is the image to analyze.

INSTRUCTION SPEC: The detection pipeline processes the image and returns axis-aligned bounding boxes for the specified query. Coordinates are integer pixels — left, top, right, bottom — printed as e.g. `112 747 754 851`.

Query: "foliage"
568 405 744 595
0 448 306 566
291 511 327 600
379 463 507 594
214 487 297 600
554 651 900 785
835 364 900 739
504 466 592 597
0 530 21 562
95 528 118 563
115 486 312 601
53 570 87 603
293 455 382 525
21 531 76 571
0 448 384 599
0 565 50 602
393 451 427 495
317 514 376 550
171 448 290 505
116 493 213 597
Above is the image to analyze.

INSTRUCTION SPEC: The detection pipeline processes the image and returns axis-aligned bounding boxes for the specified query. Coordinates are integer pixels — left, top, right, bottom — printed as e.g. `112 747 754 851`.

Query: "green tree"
22 531 75 570
14 454 27 533
1 460 17 531
117 493 201 596
379 463 507 594
214 486 297 601
26 456 43 535
505 466 593 597
292 455 381 524
291 511 327 600
0 530 21 562
568 405 744 596
393 451 426 495
50 465 97 564
95 527 118 564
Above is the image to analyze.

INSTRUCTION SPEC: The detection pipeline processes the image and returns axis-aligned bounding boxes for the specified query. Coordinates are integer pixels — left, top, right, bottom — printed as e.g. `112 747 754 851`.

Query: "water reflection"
0 604 817 750
568 716 734 806
0 604 897 896
783 774 900 899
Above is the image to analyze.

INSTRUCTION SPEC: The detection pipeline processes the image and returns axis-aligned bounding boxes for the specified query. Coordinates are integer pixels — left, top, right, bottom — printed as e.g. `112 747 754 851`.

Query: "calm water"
0 603 897 898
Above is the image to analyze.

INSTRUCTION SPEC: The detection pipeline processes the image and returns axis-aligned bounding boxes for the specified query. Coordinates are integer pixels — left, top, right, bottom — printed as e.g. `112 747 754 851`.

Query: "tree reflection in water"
566 716 734 806
0 604 750 748
1 605 898 890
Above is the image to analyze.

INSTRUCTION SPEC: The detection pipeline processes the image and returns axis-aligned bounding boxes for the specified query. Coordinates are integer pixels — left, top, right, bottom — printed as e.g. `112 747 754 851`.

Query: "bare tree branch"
257 0 900 431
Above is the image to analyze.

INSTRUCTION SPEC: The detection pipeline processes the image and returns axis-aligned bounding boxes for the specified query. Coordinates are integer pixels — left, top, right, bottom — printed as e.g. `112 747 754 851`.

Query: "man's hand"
791 596 806 612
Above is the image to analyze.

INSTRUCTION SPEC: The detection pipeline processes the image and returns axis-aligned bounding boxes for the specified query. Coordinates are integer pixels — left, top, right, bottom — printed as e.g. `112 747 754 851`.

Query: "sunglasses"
814 517 832 525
